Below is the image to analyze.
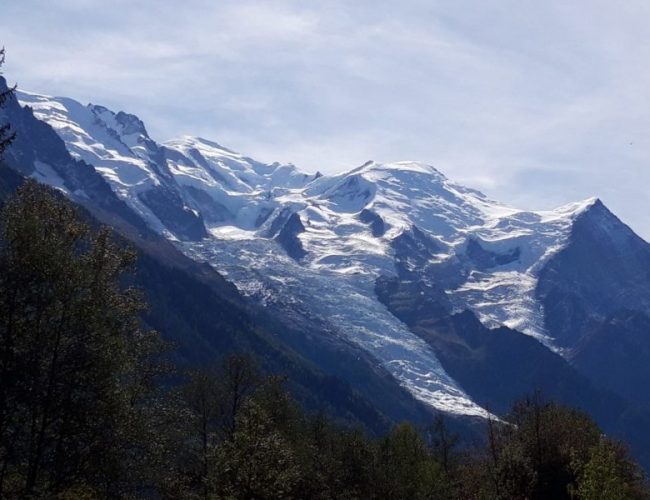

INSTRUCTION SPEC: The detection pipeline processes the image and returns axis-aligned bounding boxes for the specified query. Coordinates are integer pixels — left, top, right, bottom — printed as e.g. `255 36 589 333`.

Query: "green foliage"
0 48 16 157
0 182 166 497
167 358 457 500
211 399 302 499
458 396 650 500
507 396 602 498
571 438 648 500
376 422 451 499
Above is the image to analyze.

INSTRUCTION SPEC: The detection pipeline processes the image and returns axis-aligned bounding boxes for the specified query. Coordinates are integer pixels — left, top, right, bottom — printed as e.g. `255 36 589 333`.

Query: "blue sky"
2 0 650 238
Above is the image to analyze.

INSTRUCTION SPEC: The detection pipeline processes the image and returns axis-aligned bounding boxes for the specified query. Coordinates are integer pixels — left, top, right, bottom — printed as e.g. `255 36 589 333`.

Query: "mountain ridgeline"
0 182 646 498
0 79 437 432
4 76 650 474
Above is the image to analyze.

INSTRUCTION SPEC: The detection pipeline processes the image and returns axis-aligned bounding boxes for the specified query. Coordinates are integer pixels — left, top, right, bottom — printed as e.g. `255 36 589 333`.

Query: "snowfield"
19 90 598 416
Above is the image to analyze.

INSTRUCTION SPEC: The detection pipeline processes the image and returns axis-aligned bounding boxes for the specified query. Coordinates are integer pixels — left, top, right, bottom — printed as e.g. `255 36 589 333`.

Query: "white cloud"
2 0 650 238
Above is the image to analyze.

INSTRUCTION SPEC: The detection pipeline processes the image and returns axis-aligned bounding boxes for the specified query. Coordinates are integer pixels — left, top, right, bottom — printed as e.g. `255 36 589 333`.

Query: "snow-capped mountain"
14 89 650 423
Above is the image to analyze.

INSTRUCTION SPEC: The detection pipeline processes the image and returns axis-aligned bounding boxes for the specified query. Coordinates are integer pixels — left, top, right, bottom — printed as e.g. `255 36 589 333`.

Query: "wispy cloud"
2 0 650 238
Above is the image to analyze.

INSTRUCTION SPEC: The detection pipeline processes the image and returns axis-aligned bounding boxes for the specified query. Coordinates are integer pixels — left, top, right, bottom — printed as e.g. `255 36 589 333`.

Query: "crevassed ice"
20 90 599 416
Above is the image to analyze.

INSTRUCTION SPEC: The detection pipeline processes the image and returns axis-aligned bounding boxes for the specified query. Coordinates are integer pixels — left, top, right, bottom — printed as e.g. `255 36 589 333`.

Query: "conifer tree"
0 48 16 157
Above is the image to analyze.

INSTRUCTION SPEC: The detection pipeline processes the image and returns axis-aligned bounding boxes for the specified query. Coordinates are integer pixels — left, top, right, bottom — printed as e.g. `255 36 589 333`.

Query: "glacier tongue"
18 89 600 417
183 236 489 417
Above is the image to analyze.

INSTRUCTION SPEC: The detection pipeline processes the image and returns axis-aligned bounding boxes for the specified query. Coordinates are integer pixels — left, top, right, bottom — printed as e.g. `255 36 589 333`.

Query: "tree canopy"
0 48 16 157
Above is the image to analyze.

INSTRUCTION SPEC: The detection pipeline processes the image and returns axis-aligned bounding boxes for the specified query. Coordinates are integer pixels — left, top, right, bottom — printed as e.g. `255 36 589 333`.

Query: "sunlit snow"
21 90 598 417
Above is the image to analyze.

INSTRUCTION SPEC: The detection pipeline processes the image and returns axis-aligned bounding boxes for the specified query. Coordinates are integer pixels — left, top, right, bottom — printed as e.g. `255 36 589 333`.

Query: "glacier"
17 89 601 416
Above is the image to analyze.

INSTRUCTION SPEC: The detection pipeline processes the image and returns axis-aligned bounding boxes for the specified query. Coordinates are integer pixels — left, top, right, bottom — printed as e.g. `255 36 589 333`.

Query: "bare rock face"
14 84 650 470
275 212 307 261
537 199 650 348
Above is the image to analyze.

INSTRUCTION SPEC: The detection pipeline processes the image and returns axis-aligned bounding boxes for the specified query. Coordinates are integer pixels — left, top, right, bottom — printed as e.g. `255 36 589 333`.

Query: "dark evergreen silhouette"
0 48 16 157
0 182 166 497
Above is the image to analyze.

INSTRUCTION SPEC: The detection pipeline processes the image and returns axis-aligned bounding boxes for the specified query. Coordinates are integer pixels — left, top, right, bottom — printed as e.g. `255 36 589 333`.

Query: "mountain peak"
352 160 448 181
16 86 650 423
165 135 236 154
88 104 151 146
569 195 646 247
